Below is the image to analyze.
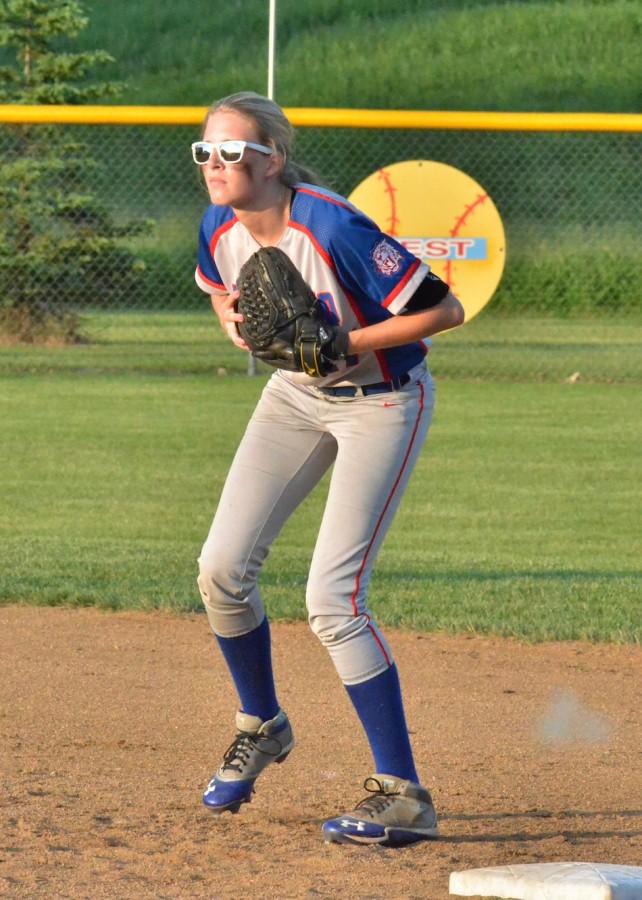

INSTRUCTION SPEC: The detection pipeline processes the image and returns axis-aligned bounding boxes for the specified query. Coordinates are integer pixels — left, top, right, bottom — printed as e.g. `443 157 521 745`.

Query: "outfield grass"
2 3 640 644
76 0 640 113
1 344 640 642
1 310 641 383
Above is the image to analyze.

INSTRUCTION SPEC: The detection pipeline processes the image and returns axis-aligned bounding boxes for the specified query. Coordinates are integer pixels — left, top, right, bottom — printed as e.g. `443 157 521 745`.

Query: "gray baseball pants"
197 363 435 686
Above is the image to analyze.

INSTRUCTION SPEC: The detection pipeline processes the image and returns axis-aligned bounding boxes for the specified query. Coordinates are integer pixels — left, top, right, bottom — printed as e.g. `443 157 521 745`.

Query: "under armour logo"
341 819 366 831
203 780 216 796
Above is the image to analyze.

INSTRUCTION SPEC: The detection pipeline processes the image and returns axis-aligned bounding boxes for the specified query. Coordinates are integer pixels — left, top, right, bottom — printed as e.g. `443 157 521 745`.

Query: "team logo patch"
370 238 402 276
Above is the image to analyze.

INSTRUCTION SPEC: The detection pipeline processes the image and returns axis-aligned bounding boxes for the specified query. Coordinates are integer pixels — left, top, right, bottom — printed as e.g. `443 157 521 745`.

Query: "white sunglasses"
191 140 273 165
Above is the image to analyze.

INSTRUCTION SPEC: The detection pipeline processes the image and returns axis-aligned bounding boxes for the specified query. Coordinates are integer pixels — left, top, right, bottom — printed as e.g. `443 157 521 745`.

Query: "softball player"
194 92 464 846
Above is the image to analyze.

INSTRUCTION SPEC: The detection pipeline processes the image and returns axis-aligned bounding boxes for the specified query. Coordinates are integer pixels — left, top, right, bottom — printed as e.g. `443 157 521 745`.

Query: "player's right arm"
196 208 250 348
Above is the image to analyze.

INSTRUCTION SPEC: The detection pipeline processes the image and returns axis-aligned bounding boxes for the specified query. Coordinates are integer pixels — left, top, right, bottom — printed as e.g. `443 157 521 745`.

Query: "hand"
320 325 350 363
294 317 351 377
211 288 249 351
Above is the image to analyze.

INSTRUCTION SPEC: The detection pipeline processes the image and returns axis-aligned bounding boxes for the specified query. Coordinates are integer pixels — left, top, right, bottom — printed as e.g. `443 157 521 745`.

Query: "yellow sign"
348 159 506 322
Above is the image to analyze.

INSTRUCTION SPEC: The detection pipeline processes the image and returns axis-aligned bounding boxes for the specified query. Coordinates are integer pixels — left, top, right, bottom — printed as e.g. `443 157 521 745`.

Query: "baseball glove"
236 246 349 377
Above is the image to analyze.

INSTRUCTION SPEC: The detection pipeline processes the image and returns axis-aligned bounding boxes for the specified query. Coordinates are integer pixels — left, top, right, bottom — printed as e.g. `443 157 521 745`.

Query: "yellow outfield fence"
1 105 641 131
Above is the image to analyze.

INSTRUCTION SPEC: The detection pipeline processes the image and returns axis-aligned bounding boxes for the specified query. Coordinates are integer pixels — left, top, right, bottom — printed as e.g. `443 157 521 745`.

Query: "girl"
193 91 464 846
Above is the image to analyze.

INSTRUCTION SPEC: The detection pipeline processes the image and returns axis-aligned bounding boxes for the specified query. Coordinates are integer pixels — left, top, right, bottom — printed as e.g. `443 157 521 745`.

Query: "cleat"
322 774 439 846
203 709 294 814
203 791 252 817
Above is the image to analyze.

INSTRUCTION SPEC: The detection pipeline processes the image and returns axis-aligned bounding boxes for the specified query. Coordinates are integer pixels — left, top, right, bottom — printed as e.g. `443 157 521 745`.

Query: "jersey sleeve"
400 271 450 313
329 209 430 315
195 211 227 294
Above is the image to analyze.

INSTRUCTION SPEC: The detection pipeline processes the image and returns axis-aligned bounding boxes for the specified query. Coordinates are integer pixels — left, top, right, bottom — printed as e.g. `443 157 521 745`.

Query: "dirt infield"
1 607 640 899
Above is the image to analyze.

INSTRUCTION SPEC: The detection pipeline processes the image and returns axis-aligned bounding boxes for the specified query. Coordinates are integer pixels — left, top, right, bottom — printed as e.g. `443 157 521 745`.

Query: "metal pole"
248 0 277 377
268 0 276 100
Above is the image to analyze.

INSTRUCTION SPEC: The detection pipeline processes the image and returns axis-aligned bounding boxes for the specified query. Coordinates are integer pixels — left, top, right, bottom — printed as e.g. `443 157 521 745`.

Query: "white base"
449 862 642 900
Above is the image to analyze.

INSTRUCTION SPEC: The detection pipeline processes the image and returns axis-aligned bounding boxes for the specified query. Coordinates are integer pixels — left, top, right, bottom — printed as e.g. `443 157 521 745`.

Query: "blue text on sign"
399 237 487 261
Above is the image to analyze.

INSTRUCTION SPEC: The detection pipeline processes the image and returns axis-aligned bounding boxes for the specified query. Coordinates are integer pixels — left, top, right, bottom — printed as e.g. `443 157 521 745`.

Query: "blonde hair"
204 91 322 188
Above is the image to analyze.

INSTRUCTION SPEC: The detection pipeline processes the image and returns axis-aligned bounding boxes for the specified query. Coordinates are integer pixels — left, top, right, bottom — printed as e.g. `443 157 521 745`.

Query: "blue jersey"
196 183 432 386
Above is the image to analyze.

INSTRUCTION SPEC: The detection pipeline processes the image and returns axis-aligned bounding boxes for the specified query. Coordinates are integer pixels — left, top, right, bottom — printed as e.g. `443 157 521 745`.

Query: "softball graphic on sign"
349 160 506 321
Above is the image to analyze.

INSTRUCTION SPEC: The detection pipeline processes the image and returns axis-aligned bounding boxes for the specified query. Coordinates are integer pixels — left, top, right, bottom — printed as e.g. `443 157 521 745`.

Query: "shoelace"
353 777 400 817
221 730 283 774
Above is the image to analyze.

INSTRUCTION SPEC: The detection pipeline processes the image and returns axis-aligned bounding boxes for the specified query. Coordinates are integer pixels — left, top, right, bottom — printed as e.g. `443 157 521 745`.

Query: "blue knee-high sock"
344 664 419 783
214 616 280 722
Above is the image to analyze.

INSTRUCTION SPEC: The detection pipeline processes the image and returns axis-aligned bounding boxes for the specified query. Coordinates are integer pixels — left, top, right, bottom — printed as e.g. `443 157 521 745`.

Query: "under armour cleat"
203 709 294 814
322 774 439 846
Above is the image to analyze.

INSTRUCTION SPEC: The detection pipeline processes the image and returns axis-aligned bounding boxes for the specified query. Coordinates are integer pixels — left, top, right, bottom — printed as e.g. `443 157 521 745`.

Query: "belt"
316 373 411 398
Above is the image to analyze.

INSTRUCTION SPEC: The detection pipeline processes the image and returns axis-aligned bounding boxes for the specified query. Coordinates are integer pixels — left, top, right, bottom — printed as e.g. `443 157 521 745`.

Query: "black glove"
236 246 349 377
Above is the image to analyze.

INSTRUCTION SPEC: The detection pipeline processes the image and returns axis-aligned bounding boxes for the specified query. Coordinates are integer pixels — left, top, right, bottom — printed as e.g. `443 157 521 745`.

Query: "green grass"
1 341 640 641
73 0 641 112
1 0 641 641
1 311 640 383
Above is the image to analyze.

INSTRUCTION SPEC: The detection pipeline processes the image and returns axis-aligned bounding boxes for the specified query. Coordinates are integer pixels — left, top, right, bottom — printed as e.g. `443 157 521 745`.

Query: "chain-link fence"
1 112 640 379
2 119 640 313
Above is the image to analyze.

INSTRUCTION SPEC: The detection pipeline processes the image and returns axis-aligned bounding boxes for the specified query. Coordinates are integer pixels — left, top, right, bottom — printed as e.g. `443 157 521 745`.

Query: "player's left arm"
346 284 465 355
